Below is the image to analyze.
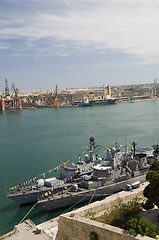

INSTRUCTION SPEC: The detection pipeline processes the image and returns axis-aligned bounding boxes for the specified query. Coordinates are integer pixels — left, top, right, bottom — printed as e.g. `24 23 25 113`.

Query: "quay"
0 218 59 240
1 182 156 240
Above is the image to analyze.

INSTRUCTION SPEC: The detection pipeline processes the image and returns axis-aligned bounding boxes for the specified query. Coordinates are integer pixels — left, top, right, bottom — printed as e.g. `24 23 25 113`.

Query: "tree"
143 161 159 209
124 216 158 238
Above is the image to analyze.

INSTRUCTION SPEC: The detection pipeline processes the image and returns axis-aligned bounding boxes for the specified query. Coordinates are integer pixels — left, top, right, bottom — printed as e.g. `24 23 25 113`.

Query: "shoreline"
2 97 159 111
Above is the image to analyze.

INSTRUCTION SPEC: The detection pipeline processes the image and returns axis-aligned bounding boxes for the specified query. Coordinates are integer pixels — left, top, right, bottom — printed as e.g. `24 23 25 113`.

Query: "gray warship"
38 138 157 212
6 136 99 205
7 136 158 207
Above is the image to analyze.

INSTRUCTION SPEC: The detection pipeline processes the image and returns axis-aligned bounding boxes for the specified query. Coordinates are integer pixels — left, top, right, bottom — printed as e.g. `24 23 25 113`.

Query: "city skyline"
0 0 159 91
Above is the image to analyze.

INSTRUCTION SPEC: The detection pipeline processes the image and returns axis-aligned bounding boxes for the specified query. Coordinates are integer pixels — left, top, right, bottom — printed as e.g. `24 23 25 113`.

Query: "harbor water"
0 100 159 236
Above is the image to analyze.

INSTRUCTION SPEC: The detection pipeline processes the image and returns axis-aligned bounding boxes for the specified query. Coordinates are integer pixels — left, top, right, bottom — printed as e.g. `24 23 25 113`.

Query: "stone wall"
56 214 151 240
55 183 154 240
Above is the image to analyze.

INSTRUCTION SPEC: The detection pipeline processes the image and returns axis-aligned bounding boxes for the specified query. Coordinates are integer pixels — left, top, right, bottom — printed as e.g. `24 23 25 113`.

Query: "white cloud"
1 0 159 63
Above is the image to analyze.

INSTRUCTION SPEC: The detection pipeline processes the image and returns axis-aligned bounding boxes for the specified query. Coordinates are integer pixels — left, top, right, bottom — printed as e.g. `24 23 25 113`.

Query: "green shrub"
123 216 158 238
93 197 158 238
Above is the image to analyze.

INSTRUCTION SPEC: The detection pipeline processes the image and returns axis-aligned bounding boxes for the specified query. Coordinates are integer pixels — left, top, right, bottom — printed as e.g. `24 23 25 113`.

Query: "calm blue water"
0 100 159 235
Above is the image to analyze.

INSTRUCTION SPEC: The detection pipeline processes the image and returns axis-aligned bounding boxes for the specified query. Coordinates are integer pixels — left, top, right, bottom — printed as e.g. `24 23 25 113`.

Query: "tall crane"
39 88 43 101
53 85 59 107
152 78 157 98
11 82 19 99
5 79 10 98
38 88 44 106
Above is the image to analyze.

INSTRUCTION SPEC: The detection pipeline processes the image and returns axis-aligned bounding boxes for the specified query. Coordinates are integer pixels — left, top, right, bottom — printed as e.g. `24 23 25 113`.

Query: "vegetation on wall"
92 197 158 238
143 161 159 210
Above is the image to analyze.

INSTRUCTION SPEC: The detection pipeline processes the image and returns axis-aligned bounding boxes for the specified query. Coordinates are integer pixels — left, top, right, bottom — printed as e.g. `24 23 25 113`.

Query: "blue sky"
0 0 159 91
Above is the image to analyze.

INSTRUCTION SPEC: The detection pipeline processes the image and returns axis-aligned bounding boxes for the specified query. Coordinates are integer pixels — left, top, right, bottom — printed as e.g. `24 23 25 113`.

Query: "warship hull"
38 174 146 212
7 188 54 205
7 184 69 205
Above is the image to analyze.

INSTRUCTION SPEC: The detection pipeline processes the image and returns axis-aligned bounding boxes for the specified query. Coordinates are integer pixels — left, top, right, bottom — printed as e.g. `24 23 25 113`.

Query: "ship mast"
89 136 96 161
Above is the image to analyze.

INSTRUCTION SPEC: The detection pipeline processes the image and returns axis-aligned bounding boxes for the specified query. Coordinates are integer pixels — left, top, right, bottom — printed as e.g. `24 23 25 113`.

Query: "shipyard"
0 79 159 111
1 0 159 239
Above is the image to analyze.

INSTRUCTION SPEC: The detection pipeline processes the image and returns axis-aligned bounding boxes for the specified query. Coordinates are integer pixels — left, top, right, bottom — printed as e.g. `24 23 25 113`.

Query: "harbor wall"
56 183 153 240
56 215 149 240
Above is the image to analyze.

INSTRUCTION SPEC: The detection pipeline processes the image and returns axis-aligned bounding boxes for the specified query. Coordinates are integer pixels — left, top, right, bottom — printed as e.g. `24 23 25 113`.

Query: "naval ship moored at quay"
6 136 159 212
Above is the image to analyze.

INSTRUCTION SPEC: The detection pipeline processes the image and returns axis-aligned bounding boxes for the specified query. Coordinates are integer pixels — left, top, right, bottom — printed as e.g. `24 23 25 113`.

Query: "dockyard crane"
39 88 44 102
152 78 157 98
5 79 10 98
38 88 44 106
11 82 19 100
53 85 59 107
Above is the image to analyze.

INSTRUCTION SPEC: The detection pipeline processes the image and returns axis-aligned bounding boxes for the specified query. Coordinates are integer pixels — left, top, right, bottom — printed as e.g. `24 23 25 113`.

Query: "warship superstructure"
61 136 97 179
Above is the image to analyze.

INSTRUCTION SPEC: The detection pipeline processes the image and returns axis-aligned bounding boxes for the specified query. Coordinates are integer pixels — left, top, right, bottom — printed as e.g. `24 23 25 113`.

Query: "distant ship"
91 98 117 105
79 97 117 107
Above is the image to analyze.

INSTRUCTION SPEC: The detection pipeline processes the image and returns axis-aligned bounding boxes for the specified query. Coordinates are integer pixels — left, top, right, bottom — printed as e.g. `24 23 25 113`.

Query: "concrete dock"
0 218 59 240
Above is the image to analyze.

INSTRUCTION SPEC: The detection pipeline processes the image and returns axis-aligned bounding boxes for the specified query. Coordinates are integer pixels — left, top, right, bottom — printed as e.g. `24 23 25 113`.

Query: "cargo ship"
79 97 116 107
92 98 117 105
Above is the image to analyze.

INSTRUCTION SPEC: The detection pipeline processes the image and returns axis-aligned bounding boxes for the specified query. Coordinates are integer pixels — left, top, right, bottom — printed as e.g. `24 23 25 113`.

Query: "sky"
0 0 159 91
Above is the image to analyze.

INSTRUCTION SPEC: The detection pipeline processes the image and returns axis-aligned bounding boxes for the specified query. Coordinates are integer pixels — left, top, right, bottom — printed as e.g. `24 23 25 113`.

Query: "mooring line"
62 191 93 214
88 189 96 205
18 202 38 224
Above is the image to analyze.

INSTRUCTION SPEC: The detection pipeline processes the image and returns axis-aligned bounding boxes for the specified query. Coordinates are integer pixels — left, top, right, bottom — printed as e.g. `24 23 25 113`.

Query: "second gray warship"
38 138 157 211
